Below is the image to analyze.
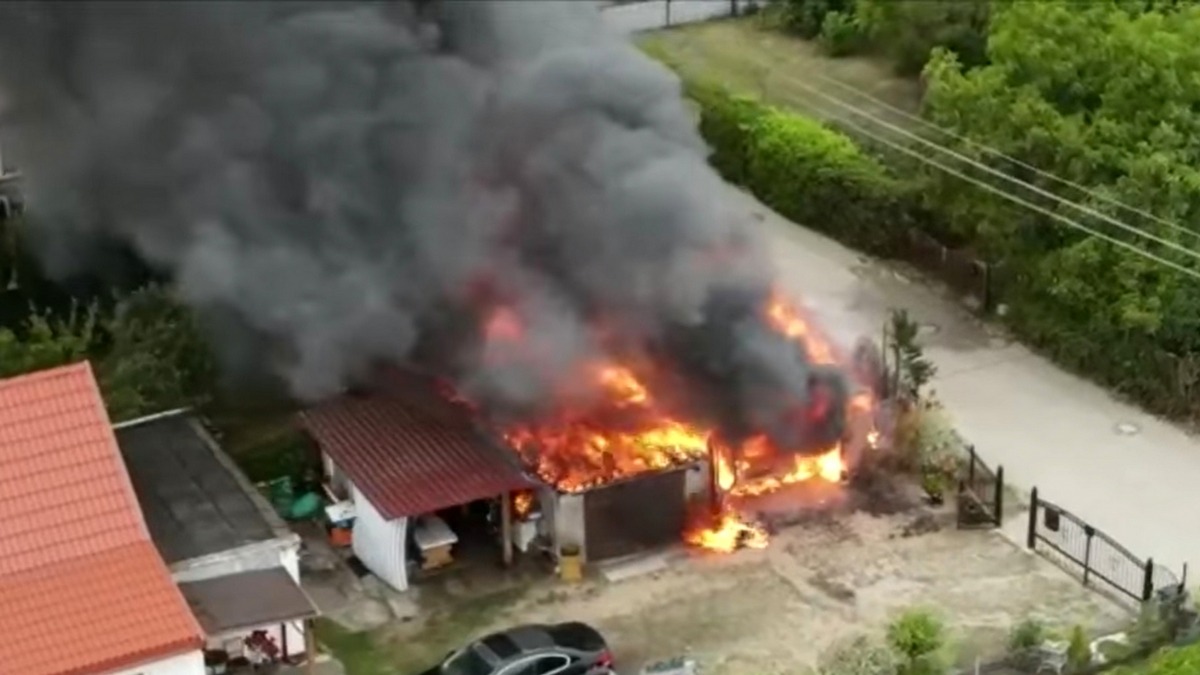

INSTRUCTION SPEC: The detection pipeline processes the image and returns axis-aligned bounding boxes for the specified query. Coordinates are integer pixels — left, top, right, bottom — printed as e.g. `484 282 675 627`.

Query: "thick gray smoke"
0 0 846 451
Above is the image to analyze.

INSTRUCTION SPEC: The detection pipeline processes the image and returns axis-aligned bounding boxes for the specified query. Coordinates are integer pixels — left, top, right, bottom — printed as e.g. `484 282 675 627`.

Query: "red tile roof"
0 362 203 675
299 371 540 519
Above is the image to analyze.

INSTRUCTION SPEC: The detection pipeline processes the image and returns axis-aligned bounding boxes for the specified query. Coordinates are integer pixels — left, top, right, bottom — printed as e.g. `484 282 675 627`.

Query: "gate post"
994 466 1004 526
1143 558 1156 602
1027 487 1038 549
967 445 977 484
1082 526 1095 587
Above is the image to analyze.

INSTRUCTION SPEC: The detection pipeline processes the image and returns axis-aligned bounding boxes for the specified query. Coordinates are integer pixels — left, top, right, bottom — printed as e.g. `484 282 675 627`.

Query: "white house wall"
350 482 409 591
106 649 205 675
553 492 587 561
169 536 301 584
167 537 308 660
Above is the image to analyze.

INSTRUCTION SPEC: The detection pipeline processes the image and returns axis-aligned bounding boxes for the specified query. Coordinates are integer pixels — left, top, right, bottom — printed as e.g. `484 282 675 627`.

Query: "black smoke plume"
0 0 847 452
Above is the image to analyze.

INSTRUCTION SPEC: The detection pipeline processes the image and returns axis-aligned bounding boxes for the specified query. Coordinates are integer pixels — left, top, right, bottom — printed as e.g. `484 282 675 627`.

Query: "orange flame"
684 511 769 553
481 286 879 553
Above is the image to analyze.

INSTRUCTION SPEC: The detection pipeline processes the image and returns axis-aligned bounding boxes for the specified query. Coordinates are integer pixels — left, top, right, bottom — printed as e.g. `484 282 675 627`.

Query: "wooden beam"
500 491 514 567
305 619 317 675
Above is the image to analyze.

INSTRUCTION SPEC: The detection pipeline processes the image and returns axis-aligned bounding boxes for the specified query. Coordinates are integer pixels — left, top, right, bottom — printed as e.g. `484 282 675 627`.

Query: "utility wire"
800 67 1200 243
780 88 1200 282
764 68 1200 264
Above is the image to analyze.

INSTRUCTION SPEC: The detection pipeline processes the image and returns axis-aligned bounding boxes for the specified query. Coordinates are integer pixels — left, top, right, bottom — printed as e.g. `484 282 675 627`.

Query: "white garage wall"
350 482 410 591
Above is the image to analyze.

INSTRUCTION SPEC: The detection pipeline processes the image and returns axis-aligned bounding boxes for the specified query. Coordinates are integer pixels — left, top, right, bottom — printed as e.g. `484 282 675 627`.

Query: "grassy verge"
637 18 921 130
316 586 531 675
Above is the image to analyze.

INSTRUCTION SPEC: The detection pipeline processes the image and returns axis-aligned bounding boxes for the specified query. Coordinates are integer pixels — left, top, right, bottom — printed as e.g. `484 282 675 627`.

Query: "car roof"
505 625 556 651
473 625 555 665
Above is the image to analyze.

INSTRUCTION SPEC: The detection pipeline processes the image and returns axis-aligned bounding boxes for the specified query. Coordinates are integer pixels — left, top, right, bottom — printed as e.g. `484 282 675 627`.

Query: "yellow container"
559 545 583 583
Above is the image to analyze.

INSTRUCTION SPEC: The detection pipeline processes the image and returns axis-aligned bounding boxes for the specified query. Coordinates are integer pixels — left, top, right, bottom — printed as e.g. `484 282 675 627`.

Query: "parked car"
420 622 613 675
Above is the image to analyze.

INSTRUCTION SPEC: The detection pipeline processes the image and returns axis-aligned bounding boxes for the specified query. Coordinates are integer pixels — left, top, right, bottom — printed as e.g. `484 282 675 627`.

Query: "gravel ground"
384 499 1127 675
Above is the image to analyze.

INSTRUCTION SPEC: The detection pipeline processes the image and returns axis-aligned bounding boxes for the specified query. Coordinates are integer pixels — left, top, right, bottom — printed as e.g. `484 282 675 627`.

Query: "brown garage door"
584 467 687 562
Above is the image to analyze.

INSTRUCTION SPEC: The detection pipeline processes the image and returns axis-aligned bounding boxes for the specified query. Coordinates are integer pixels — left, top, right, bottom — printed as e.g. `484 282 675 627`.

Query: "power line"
799 67 1200 243
778 88 1200 282
764 68 1200 264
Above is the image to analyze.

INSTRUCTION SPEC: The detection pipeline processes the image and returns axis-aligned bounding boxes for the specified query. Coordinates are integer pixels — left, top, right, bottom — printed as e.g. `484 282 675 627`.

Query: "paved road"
734 186 1199 583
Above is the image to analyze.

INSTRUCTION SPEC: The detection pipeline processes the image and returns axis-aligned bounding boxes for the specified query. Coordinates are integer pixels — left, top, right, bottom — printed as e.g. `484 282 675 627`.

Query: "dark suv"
421 622 613 675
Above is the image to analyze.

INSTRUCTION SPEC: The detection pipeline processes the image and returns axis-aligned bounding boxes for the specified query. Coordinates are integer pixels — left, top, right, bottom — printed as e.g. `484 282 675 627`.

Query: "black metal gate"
584 467 687 562
956 445 1004 529
1027 487 1184 604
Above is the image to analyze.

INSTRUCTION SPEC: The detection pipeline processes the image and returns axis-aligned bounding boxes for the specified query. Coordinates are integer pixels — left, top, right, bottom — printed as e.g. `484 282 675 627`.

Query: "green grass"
316 586 532 675
637 18 921 130
315 619 396 675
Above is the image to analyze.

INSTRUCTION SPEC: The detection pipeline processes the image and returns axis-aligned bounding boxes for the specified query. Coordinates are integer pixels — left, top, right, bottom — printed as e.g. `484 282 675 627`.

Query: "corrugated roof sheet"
0 362 203 675
298 370 539 519
179 566 319 635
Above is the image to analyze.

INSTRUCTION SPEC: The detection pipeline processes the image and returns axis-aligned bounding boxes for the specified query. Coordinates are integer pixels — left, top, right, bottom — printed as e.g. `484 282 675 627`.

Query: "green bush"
1067 625 1092 673
685 80 911 254
887 608 948 675
1008 618 1047 654
1110 641 1200 675
819 10 865 56
682 80 766 185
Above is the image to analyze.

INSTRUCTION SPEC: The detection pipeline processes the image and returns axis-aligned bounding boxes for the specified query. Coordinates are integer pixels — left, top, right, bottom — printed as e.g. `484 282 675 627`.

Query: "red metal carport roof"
298 373 540 520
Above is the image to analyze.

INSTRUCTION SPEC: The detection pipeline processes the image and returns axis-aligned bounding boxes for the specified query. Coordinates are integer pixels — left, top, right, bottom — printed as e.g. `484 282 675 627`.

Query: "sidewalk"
736 186 1200 580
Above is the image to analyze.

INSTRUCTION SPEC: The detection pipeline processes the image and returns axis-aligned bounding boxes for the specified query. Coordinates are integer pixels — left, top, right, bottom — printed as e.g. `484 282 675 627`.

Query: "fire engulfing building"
298 351 877 592
298 371 734 591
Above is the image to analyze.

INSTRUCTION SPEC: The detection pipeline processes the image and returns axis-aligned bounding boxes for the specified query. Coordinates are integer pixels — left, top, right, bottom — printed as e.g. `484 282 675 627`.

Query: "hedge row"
684 80 916 255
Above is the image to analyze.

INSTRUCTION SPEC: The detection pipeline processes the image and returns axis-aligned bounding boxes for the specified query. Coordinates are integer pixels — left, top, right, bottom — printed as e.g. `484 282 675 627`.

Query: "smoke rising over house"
0 0 848 452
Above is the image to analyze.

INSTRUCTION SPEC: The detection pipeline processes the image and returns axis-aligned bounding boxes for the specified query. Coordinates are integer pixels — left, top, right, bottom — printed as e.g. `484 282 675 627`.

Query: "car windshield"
442 647 492 675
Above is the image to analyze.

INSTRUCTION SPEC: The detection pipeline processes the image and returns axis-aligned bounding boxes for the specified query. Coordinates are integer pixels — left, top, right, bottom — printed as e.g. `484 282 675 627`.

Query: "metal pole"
1082 526 1095 587
994 466 1004 526
665 0 671 27
968 445 976 485
1144 558 1156 601
1026 487 1038 549
500 491 514 567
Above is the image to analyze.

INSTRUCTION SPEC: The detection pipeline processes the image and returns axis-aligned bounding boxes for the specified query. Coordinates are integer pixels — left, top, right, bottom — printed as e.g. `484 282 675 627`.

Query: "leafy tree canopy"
919 0 1200 417
0 284 216 422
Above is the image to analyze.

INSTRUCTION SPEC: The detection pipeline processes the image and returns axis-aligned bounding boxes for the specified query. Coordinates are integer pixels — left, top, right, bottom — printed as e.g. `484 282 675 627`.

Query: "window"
481 634 521 660
498 655 570 675
443 647 493 675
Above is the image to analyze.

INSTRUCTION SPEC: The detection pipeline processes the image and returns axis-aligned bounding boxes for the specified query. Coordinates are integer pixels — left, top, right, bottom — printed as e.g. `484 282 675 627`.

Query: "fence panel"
956 446 1003 529
1027 487 1182 605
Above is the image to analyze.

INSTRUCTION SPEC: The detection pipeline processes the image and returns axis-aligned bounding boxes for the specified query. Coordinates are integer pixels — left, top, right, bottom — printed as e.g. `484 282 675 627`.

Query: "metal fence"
903 229 994 313
956 446 1003 529
1027 487 1186 605
599 0 757 35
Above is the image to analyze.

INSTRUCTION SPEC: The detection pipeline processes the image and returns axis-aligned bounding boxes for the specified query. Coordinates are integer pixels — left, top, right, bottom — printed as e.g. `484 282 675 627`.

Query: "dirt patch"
638 18 922 129
381 512 1127 675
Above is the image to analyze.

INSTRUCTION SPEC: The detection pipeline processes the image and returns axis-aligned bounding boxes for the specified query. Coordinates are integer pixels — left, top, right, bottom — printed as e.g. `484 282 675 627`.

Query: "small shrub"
887 308 937 401
1008 617 1047 654
815 634 899 675
1066 625 1091 673
1130 601 1171 654
892 396 959 474
888 608 947 675
819 10 865 56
